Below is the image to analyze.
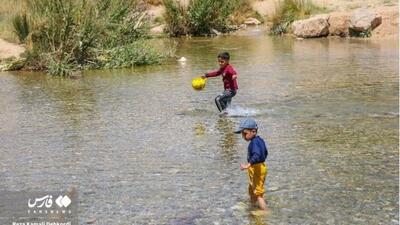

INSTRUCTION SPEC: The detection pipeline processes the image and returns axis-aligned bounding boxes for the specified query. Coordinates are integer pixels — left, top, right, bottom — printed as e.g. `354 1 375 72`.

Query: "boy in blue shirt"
234 118 268 211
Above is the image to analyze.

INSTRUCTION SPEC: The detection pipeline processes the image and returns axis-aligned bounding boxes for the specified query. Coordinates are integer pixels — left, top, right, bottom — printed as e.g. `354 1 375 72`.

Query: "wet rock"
350 9 382 32
329 12 351 37
292 14 330 38
244 17 261 25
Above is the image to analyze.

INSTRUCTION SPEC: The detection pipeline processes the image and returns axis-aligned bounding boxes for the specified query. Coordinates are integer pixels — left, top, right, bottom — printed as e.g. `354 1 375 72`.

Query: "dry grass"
0 0 26 42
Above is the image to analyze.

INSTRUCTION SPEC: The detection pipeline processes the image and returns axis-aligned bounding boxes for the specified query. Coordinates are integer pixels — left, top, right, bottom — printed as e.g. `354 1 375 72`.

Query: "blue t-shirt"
247 136 268 164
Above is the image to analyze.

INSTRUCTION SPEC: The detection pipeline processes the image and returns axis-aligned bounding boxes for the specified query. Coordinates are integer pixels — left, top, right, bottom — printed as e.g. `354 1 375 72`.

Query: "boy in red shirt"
202 52 238 112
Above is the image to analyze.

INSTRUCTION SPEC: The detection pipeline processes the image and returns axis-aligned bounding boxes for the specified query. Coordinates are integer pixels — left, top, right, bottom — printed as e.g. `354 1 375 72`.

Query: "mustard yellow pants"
248 163 267 197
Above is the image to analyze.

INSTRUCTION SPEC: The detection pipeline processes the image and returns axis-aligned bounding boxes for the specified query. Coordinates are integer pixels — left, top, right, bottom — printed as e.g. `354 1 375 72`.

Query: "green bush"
12 12 30 43
20 0 159 76
46 54 75 77
163 0 247 36
163 0 189 36
103 41 165 68
270 0 324 35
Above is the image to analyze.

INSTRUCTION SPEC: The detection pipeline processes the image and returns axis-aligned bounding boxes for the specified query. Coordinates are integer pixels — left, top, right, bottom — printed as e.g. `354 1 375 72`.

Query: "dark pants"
215 89 236 112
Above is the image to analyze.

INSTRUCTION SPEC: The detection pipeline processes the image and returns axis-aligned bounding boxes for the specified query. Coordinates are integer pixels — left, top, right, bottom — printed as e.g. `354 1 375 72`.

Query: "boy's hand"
240 163 251 170
232 74 237 80
201 73 207 79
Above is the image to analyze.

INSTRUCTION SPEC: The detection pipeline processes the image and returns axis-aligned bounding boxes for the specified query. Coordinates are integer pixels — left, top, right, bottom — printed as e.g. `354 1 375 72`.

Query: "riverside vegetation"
1 0 396 75
6 0 262 76
163 0 261 36
10 0 170 76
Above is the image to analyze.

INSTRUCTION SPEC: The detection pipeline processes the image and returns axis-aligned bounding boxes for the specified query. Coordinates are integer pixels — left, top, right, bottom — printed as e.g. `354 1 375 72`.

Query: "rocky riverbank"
146 1 398 40
290 6 398 39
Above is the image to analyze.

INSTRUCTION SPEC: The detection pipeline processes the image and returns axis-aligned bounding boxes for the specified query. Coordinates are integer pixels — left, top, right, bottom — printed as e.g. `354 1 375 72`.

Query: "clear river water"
0 32 398 225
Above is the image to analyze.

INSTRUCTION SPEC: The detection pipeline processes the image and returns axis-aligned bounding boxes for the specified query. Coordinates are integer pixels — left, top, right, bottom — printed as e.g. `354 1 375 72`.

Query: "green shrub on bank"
46 54 76 77
15 0 165 76
163 0 249 36
163 0 189 36
12 13 30 43
103 41 165 68
270 0 325 35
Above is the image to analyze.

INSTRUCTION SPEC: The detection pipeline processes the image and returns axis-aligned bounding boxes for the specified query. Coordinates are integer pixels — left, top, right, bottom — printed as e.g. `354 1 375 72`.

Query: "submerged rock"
292 14 330 38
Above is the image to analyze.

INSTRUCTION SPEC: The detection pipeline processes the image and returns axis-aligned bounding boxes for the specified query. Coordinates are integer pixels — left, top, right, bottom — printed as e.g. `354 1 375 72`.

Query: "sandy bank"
0 39 24 60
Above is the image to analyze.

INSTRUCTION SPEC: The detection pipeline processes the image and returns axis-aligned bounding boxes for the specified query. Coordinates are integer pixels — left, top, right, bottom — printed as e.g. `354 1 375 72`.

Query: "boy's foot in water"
219 109 228 116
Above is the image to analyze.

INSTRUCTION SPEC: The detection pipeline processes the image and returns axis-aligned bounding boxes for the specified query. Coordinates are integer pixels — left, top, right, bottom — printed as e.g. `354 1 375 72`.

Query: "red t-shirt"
206 64 238 90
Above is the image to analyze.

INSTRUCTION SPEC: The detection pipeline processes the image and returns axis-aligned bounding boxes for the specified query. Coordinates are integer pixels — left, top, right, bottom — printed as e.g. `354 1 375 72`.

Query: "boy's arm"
204 69 222 78
240 163 251 170
241 142 261 170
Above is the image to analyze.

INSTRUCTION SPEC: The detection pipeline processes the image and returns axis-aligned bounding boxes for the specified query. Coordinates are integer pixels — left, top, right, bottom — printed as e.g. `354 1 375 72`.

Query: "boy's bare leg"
257 196 268 211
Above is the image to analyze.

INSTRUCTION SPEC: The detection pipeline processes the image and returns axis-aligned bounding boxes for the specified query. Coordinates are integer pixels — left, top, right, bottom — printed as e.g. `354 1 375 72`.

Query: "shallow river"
0 32 398 225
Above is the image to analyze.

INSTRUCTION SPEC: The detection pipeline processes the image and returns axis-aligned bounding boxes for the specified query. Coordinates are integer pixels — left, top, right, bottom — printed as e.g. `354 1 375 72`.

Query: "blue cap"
234 118 258 134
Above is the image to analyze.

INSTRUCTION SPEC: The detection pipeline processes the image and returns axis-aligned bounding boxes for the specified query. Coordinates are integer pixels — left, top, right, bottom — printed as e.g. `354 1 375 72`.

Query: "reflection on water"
0 34 398 224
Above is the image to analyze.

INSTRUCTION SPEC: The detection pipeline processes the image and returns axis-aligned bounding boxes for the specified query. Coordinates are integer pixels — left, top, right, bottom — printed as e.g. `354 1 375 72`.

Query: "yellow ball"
192 77 206 90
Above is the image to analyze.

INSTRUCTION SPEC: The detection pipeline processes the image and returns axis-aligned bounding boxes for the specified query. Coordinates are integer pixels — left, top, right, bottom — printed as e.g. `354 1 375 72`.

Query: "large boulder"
292 14 330 38
350 9 382 32
329 12 351 37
